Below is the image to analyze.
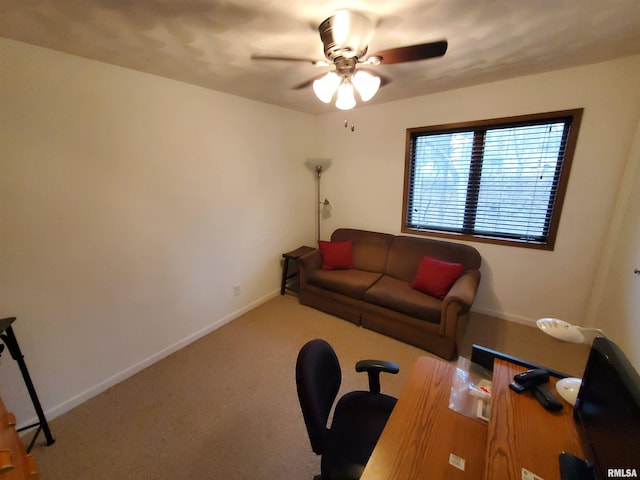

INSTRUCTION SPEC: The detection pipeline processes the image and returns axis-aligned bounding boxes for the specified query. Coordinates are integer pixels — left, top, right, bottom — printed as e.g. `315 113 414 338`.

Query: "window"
402 109 583 250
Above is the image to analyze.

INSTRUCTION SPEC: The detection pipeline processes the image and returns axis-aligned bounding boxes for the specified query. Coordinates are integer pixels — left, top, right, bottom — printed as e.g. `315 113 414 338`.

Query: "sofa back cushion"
386 235 481 282
331 228 394 273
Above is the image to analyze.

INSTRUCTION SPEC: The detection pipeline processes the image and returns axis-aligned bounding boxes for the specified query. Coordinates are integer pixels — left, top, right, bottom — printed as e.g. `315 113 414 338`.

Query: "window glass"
403 110 582 249
409 132 473 230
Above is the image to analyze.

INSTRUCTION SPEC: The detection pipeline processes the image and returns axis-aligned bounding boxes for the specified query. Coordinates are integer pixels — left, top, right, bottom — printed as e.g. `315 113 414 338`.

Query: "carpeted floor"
28 294 589 479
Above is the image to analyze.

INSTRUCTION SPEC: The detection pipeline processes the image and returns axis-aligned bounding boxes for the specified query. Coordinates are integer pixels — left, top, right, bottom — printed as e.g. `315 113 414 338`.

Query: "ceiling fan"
251 9 448 110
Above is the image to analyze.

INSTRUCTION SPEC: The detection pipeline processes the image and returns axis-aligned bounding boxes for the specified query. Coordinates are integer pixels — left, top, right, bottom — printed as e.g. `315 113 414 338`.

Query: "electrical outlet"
233 285 240 296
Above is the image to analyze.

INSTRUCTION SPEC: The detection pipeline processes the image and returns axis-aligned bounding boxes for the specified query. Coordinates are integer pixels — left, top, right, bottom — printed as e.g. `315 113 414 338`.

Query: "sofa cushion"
307 269 383 300
386 235 481 282
411 256 464 299
331 229 394 273
363 275 441 324
318 240 353 270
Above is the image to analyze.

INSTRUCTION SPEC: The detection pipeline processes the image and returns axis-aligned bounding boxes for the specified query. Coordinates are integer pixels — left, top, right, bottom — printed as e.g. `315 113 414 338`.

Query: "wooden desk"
361 356 488 479
485 360 584 480
0 396 38 479
361 356 584 480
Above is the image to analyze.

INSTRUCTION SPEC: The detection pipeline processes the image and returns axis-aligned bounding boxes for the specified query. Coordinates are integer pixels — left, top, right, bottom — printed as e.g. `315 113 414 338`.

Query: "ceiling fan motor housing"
319 10 374 62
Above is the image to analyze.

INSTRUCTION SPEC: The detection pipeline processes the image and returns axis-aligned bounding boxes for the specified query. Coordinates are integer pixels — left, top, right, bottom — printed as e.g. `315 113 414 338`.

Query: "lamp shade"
313 72 341 103
536 318 585 343
305 158 332 172
352 70 380 101
335 81 356 110
536 317 606 344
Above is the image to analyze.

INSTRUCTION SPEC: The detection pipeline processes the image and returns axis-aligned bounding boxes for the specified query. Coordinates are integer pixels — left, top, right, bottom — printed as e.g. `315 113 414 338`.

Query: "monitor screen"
573 337 640 479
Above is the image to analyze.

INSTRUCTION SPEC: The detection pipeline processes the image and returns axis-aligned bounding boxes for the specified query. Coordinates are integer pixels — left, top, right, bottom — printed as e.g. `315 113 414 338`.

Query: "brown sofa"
297 228 482 359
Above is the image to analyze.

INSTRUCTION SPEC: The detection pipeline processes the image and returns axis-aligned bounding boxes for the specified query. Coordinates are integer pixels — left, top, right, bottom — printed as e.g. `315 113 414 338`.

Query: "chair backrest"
296 339 342 455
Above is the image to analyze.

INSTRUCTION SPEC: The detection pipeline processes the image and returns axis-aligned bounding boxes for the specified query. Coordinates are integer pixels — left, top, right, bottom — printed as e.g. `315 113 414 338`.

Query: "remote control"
532 385 563 411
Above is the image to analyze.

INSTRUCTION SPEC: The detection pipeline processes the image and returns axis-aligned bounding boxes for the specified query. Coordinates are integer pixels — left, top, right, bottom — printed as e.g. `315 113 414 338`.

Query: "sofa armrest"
297 249 322 288
445 270 480 307
439 270 481 337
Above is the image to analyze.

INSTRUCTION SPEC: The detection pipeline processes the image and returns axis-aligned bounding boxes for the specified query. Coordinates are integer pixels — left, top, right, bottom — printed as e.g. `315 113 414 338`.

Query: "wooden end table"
280 246 315 295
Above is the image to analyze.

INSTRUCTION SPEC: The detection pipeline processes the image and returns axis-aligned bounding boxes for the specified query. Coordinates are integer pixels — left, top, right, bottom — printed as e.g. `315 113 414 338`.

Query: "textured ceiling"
1 1 639 114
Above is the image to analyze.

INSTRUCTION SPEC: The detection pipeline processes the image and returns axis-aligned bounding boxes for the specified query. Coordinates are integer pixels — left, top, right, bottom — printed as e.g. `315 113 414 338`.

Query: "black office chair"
296 339 399 480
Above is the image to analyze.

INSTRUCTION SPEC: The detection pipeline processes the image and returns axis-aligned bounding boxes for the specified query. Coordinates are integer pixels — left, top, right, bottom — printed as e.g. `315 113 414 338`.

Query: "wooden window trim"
401 109 583 250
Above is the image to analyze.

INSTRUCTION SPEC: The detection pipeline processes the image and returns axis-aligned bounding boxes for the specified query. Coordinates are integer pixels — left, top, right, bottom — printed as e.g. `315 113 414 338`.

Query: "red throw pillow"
411 255 464 299
318 240 353 270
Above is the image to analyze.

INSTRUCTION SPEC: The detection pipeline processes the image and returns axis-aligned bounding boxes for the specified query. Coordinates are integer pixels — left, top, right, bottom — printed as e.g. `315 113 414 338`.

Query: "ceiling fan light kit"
312 72 340 103
252 9 448 111
351 70 380 101
315 10 379 109
313 69 380 109
335 79 356 110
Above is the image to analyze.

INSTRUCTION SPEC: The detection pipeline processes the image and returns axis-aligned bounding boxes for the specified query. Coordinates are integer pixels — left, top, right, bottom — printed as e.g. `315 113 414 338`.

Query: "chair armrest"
356 360 400 374
355 359 400 394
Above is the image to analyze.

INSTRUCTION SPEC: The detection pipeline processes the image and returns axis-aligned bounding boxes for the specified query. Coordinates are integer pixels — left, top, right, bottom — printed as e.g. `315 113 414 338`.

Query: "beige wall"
0 39 319 422
2 37 639 423
316 56 640 338
589 120 640 370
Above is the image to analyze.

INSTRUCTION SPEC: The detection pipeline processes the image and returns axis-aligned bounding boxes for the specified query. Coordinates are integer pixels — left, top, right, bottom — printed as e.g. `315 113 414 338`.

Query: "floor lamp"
305 158 332 242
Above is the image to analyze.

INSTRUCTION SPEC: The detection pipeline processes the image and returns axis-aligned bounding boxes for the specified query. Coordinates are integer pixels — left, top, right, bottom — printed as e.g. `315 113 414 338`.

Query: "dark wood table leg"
280 256 291 295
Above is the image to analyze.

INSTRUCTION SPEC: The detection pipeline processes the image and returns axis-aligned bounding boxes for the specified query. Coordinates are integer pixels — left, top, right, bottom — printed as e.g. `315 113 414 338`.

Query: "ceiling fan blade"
292 74 326 90
372 40 448 64
358 68 392 87
250 54 320 65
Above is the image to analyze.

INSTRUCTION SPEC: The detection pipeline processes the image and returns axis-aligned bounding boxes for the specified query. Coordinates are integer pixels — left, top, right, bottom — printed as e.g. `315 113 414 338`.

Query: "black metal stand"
0 317 55 452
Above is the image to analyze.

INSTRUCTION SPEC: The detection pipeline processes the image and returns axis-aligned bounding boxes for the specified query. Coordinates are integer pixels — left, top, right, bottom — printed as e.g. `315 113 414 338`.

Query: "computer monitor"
562 337 640 479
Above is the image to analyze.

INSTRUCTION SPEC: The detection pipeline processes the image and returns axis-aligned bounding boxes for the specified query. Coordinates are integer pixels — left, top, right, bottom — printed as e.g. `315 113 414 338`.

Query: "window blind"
404 110 582 249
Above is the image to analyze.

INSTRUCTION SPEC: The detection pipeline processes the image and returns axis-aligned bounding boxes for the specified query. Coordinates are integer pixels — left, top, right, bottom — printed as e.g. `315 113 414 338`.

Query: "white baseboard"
471 306 538 328
19 296 534 431
19 290 280 430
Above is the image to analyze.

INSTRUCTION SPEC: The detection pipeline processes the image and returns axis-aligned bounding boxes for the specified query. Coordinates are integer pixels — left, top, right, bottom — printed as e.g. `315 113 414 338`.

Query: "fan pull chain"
344 119 355 132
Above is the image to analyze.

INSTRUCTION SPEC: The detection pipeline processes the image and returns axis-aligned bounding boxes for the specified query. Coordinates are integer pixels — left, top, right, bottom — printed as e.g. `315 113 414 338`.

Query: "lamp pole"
316 165 322 243
305 158 331 243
